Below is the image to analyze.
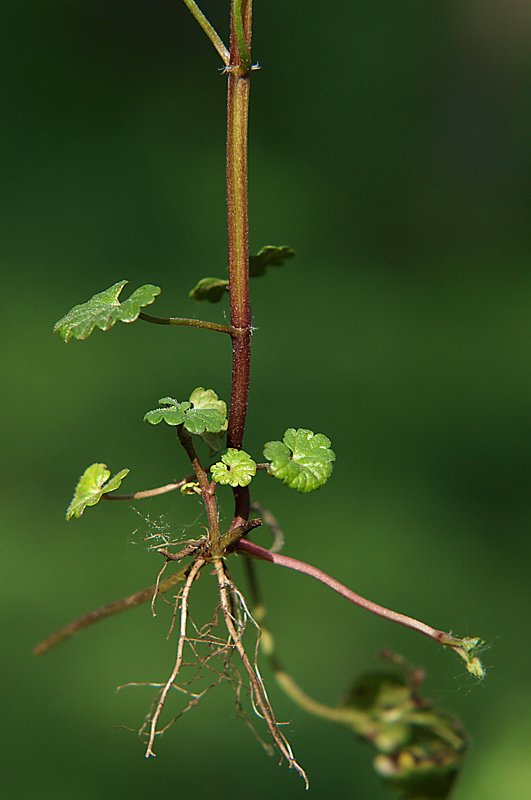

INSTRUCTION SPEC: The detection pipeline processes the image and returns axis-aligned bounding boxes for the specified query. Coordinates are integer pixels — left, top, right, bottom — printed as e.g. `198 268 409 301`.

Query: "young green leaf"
263 428 335 493
440 635 487 680
249 245 295 277
54 280 161 342
66 463 130 520
211 449 257 487
144 387 227 435
188 246 294 303
144 397 187 426
188 276 229 303
188 387 227 417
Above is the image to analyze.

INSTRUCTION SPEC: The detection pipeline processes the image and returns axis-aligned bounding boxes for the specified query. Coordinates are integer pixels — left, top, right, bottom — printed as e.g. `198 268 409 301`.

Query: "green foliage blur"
2 1 530 798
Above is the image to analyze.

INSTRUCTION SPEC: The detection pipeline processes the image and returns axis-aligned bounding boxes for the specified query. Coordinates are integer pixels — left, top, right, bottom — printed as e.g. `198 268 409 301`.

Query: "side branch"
236 540 451 643
236 540 485 678
34 563 191 656
139 312 234 335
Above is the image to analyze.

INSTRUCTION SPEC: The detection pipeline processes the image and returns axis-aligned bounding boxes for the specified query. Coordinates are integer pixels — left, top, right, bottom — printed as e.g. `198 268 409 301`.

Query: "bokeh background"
3 1 531 797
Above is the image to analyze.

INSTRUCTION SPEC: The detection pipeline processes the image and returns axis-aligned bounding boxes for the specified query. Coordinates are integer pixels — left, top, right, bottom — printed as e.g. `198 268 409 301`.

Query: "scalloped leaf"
211 449 257 487
249 245 295 277
188 277 229 303
66 463 130 520
54 281 161 342
144 387 227 435
188 387 227 417
263 428 335 493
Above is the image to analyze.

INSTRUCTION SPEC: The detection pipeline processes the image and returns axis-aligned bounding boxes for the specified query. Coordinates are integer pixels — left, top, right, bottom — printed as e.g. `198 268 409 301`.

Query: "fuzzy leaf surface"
144 388 227 435
188 277 229 303
54 280 161 342
211 449 257 487
66 463 130 520
263 428 335 492
249 245 295 277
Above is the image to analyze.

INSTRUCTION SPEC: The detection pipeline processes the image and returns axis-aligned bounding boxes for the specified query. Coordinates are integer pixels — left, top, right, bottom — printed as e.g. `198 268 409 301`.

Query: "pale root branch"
214 560 309 786
151 560 170 617
145 557 205 758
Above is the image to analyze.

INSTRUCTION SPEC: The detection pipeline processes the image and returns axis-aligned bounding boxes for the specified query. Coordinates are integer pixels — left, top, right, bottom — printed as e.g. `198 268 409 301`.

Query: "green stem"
226 1 253 526
181 0 230 65
232 0 251 72
139 311 234 335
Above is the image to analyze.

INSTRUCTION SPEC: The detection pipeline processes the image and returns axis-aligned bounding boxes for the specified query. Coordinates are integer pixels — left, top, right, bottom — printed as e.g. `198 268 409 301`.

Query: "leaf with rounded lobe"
189 387 228 446
66 463 130 520
144 398 187 426
54 281 161 342
263 428 335 493
249 245 295 277
188 277 229 303
211 449 257 487
189 387 227 417
144 388 227 435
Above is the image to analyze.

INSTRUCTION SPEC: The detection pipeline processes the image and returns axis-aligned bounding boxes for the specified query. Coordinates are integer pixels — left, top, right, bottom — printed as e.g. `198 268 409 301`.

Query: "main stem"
226 0 253 526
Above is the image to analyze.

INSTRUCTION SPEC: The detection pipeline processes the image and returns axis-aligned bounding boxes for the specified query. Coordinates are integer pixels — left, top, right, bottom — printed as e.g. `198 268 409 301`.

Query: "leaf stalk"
181 0 230 65
139 311 234 335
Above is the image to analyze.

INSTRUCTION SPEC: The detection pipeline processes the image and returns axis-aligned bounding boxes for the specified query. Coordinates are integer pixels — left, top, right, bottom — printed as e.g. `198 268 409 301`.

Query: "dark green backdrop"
3 2 530 798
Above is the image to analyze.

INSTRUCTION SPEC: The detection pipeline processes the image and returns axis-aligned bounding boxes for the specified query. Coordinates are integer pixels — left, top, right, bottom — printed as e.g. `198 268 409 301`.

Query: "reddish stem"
226 0 253 525
236 539 447 644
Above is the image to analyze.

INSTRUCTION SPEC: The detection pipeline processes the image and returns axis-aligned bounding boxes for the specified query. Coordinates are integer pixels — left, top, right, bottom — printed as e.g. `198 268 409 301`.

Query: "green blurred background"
3 1 531 797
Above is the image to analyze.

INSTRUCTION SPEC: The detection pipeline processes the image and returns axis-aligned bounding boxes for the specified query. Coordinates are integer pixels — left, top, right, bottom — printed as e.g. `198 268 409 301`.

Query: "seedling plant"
37 2 485 795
